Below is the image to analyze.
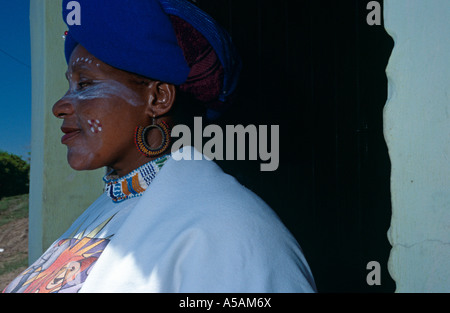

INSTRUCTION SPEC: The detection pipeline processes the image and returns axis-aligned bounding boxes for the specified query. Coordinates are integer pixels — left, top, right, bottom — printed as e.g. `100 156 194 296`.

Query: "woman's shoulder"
153 150 282 230
142 150 297 254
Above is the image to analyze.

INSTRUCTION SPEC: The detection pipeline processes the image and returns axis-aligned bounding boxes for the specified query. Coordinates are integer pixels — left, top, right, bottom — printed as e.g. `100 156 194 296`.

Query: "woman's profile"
4 0 316 293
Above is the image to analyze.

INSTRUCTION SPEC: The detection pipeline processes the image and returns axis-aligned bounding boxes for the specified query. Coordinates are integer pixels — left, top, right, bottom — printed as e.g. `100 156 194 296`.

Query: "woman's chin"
67 150 96 171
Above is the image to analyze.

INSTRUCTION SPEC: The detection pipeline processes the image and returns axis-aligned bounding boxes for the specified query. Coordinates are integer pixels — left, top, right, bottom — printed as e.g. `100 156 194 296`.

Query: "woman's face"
53 45 152 175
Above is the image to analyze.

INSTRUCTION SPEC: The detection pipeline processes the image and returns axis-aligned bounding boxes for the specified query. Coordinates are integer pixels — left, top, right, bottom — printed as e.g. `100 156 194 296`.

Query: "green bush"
0 151 30 199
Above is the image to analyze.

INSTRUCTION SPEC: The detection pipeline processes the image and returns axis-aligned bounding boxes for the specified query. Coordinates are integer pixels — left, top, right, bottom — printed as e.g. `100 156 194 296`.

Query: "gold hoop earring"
134 120 171 158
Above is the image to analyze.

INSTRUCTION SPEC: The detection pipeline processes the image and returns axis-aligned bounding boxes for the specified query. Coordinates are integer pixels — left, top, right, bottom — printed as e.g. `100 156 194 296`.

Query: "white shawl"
80 147 316 292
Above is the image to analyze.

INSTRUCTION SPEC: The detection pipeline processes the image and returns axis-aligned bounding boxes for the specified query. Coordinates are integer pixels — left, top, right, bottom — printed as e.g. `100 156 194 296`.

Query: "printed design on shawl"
4 214 116 293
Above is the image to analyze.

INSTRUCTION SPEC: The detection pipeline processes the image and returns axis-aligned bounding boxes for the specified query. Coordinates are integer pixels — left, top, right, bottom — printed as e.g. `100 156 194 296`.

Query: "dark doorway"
196 0 394 292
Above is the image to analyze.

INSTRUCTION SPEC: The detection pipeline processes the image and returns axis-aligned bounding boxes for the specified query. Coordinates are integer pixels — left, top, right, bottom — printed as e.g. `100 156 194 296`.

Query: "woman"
4 0 316 293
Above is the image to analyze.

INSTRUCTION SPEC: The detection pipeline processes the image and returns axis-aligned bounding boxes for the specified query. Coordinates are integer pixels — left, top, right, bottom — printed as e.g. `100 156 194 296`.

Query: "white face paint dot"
87 119 103 134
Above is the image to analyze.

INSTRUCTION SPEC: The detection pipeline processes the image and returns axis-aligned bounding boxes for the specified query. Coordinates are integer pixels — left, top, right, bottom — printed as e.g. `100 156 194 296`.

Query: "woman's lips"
61 127 81 144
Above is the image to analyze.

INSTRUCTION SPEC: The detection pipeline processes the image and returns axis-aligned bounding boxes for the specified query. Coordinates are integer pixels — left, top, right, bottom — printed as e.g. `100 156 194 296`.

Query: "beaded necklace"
103 154 171 203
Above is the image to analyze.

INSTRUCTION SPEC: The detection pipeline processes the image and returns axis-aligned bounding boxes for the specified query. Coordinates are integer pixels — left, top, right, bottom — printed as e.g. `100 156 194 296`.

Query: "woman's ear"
144 81 176 118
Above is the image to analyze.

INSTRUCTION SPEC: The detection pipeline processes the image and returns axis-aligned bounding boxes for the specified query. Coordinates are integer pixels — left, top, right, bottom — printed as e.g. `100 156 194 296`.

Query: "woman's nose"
52 94 74 119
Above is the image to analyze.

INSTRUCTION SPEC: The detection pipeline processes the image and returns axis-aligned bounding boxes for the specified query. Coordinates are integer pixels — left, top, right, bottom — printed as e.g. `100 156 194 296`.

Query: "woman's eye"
78 81 91 89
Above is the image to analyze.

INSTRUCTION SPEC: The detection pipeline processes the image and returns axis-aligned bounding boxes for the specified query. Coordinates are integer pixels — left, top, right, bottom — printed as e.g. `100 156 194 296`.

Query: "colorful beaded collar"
103 154 170 203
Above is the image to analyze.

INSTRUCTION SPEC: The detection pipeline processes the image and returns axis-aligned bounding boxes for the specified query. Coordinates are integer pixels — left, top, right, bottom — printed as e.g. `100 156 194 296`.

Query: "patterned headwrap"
62 0 242 119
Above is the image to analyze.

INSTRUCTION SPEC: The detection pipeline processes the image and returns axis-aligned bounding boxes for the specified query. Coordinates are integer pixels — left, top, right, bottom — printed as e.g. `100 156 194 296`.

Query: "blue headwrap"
62 0 241 119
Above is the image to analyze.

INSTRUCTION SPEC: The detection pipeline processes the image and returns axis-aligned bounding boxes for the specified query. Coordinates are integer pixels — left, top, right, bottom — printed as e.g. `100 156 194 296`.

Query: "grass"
0 194 29 227
0 256 28 276
0 194 29 289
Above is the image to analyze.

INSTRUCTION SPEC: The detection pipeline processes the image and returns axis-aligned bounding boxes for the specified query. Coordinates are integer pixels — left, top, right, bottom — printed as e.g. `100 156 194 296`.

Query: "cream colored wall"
28 0 103 263
384 0 450 292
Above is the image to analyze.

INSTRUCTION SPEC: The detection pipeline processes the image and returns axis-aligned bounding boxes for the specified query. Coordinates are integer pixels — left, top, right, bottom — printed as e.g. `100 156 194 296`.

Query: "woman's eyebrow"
66 62 100 79
73 62 93 72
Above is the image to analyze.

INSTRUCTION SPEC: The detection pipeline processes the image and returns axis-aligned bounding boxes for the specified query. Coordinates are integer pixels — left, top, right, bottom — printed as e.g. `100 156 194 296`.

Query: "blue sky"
0 0 31 160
